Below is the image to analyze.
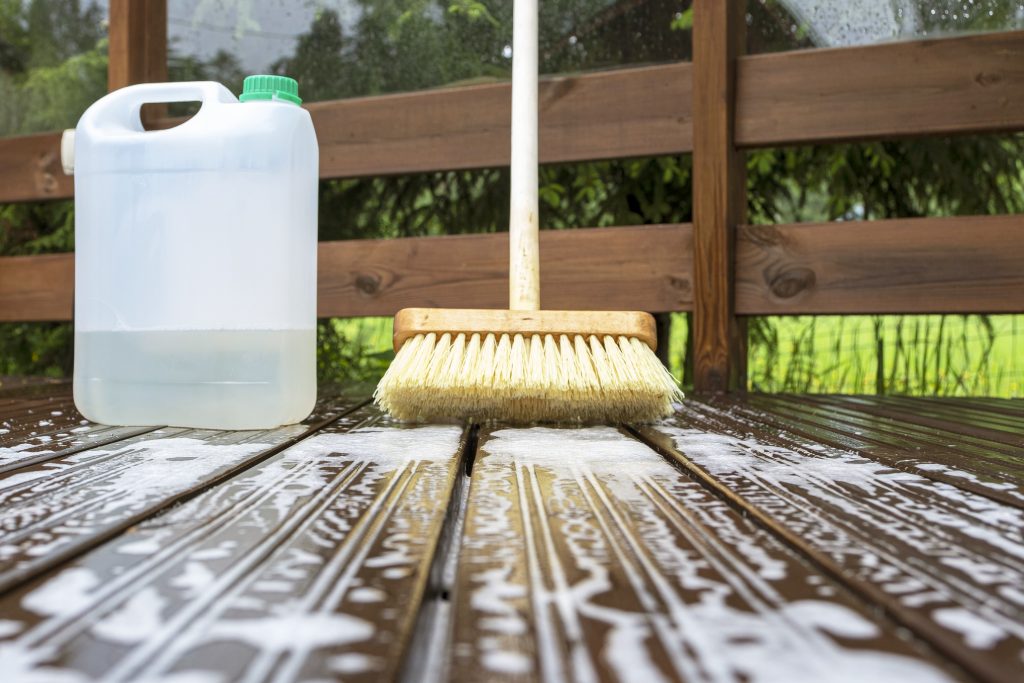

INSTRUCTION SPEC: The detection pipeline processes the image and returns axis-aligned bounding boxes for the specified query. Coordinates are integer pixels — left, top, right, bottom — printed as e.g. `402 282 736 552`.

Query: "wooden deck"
0 385 1020 682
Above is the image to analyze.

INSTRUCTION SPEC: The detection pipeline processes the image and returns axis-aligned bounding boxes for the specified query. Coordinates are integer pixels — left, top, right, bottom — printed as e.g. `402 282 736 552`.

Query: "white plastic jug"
73 76 318 430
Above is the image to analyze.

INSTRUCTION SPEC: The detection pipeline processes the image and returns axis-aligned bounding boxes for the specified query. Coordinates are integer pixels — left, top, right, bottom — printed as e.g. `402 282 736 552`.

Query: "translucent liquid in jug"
74 329 315 430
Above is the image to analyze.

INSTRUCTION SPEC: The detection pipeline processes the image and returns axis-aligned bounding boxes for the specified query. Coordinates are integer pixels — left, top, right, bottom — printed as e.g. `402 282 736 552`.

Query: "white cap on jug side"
73 76 319 430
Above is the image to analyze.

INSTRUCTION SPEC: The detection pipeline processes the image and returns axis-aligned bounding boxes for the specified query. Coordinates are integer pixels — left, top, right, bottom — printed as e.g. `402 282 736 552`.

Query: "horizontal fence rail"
0 225 694 322
3 30 1024 204
317 225 693 316
735 215 1024 315
5 214 1023 322
0 253 75 321
736 30 1024 146
308 64 692 177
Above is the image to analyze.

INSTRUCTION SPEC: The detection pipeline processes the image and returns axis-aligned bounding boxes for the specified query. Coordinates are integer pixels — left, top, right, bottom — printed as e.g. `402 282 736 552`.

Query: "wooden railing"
1 0 1022 392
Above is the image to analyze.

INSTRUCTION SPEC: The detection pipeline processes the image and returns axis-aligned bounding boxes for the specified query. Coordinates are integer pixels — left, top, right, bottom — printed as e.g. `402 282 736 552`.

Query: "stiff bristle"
373 332 683 423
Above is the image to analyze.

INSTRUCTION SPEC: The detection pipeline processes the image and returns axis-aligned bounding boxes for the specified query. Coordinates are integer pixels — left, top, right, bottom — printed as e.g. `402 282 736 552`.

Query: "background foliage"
0 0 1022 395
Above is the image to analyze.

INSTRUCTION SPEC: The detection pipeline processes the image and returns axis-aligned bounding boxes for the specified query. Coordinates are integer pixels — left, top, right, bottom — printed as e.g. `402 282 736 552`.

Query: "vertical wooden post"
107 0 167 92
692 0 746 393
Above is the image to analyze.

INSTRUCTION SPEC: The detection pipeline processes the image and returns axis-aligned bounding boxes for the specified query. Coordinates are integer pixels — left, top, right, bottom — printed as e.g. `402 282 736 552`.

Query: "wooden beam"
317 224 693 317
107 0 167 92
5 215 1023 321
736 30 1024 147
692 0 746 394
308 63 692 178
735 215 1024 315
0 253 74 321
0 133 73 202
0 225 694 322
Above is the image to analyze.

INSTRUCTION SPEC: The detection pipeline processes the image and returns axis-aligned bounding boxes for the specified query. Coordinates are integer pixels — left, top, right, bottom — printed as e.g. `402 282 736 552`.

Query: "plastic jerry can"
73 76 318 430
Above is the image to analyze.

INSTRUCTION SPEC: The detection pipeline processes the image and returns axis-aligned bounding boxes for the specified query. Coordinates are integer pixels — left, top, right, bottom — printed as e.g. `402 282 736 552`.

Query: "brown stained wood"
765 393 1019 499
318 225 694 317
0 406 466 683
809 395 1024 450
734 395 1024 507
0 397 362 594
0 424 158 475
636 403 1024 683
845 394 1024 439
941 396 1024 416
0 225 693 322
0 132 73 203
392 308 658 350
692 0 746 394
736 30 1024 147
735 216 1024 315
0 253 74 321
886 394 1024 425
107 0 167 93
308 62 691 178
0 386 157 474
449 425 961 682
760 395 1024 462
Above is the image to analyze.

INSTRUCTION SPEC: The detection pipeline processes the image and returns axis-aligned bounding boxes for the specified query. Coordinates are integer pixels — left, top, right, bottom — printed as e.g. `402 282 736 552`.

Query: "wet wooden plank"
763 396 1024 461
892 395 1024 422
636 403 1024 683
729 395 1024 507
0 406 467 682
930 396 1024 417
0 386 156 474
0 397 363 593
450 425 961 682
866 396 1024 435
823 395 1024 447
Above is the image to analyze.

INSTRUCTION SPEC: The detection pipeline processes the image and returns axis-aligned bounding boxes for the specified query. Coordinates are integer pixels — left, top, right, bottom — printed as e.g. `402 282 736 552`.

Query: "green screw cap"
240 75 301 105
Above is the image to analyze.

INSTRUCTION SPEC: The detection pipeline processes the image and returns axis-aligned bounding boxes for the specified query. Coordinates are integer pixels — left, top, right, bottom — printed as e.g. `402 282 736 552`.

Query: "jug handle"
78 82 237 134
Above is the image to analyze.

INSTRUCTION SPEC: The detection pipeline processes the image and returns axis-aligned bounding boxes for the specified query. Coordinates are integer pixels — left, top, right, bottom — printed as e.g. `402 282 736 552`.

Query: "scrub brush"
373 0 682 423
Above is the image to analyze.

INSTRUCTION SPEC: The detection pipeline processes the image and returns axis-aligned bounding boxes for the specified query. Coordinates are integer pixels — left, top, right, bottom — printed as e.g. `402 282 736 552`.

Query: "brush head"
374 308 683 423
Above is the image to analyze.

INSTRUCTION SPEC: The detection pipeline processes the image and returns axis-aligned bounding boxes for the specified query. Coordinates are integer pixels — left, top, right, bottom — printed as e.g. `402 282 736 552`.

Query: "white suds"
932 607 1006 649
92 587 167 644
22 567 99 617
347 587 386 603
328 653 382 674
0 619 23 638
207 613 373 650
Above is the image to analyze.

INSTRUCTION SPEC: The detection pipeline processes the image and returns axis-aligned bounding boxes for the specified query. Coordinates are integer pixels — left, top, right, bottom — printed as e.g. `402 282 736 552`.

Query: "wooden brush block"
392 308 658 351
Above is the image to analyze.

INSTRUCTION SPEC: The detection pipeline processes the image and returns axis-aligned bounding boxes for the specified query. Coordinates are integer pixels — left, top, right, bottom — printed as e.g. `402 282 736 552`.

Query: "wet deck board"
721 395 1024 506
0 396 361 592
635 402 1024 683
0 386 1020 682
0 405 468 682
450 425 962 682
0 385 156 473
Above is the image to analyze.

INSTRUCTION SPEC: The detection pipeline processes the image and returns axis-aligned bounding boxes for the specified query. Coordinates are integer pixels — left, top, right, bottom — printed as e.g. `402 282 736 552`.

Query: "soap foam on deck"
463 425 959 683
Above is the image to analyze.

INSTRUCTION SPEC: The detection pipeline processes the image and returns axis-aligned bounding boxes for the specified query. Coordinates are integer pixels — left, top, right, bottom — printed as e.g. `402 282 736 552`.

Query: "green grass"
328 313 1024 398
745 314 1023 396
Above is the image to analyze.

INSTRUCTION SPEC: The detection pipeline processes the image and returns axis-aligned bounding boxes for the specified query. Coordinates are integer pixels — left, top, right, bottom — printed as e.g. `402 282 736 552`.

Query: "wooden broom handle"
509 0 540 311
